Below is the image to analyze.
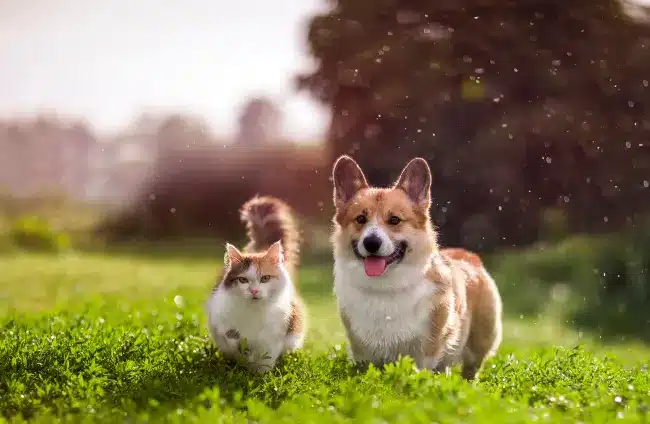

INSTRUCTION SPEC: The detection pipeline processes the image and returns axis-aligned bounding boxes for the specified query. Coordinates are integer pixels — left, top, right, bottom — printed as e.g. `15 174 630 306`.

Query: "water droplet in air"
174 295 184 308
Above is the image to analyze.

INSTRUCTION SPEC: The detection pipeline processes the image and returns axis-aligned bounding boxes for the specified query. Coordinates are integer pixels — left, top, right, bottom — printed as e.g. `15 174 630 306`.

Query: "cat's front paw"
214 329 242 359
248 362 272 374
237 336 252 357
248 356 278 374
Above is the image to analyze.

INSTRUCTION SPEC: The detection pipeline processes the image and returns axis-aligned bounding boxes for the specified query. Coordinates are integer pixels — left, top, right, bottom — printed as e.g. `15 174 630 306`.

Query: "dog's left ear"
393 158 432 208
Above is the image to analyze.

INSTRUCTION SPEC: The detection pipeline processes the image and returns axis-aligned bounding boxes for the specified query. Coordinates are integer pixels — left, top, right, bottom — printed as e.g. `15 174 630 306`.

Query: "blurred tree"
298 0 650 249
236 96 283 145
155 113 212 158
0 116 96 199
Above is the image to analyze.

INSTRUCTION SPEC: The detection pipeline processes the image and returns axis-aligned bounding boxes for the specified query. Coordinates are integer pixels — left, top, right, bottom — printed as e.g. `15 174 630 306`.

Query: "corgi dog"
207 195 305 373
330 155 502 380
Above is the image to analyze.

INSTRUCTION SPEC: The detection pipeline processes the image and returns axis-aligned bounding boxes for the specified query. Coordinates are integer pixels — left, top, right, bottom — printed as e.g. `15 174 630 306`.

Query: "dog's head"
331 155 437 277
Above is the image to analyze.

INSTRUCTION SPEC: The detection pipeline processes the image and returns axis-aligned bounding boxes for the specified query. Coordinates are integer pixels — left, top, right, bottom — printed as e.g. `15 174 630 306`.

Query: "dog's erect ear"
393 158 432 208
224 243 243 267
332 155 368 208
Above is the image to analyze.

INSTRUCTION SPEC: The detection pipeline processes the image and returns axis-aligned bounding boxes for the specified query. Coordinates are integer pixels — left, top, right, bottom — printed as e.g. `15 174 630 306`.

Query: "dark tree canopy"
298 0 650 249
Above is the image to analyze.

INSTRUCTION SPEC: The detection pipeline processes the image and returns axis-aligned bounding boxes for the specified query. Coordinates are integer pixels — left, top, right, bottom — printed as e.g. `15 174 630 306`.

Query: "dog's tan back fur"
426 248 502 379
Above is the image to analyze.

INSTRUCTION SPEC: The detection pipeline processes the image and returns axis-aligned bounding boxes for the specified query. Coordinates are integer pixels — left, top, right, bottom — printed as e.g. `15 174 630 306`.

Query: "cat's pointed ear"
393 157 431 208
332 155 368 209
266 240 284 264
224 243 243 267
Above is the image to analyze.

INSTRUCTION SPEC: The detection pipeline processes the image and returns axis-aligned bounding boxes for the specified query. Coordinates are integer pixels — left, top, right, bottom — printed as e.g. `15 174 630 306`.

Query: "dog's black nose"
362 234 382 254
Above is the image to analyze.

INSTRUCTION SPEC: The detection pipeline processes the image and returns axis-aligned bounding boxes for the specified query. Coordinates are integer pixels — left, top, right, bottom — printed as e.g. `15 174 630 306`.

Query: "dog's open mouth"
352 240 408 277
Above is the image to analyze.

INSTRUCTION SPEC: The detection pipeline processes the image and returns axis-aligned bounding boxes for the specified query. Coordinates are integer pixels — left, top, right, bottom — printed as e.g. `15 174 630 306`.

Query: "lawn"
0 250 649 423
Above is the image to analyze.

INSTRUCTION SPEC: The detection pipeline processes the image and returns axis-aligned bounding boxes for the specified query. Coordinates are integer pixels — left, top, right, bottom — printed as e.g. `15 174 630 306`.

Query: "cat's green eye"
260 275 271 283
237 277 249 284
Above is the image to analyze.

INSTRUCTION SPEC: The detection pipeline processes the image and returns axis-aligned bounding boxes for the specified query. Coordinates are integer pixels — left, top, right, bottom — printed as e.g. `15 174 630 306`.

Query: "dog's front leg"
340 311 378 369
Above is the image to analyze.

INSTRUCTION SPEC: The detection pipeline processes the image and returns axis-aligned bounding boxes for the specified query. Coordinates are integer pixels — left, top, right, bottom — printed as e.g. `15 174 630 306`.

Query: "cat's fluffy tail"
240 195 300 275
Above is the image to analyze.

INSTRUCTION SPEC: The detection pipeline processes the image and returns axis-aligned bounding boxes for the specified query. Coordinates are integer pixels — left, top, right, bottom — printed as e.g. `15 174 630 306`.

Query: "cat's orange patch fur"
287 300 304 335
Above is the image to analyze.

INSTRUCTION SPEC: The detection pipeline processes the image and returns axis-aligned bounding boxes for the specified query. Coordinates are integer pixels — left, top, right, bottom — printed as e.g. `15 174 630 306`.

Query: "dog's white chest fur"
334 260 437 363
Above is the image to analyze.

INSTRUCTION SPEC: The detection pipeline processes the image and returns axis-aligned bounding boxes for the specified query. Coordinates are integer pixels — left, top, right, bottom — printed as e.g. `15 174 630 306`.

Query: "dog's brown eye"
388 216 402 225
355 215 367 224
260 275 271 283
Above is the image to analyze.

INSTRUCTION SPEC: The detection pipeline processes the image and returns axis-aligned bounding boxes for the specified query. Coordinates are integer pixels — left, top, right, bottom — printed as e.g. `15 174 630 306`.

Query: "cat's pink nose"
250 288 260 296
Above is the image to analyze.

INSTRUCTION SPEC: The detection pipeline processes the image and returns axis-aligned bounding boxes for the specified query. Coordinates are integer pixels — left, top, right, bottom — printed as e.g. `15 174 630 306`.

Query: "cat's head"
221 241 289 301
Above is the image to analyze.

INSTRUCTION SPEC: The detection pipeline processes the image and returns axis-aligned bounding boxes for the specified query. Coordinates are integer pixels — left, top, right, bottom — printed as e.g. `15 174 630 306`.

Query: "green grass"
1 251 649 423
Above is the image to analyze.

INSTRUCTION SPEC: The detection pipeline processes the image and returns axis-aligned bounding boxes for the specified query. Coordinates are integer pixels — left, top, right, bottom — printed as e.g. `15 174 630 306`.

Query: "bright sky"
0 0 331 140
3 1 649 141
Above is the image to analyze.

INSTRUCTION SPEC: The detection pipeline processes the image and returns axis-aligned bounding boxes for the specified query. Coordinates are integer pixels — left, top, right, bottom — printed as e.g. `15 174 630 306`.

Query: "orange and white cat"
207 196 305 373
331 155 502 380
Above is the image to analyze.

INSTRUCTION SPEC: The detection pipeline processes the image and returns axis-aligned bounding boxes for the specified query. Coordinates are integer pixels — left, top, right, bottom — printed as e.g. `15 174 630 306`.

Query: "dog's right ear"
332 155 368 208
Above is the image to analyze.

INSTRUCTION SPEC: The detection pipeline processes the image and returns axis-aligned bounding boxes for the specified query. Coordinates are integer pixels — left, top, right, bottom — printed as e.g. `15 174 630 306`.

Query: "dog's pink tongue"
364 257 388 277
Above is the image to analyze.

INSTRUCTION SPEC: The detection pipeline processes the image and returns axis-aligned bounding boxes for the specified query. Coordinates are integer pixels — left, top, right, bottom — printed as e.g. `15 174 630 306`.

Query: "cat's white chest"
207 291 288 352
334 261 436 349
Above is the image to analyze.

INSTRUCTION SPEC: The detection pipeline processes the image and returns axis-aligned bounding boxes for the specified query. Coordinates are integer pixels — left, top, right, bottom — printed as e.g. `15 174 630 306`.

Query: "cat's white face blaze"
228 263 287 300
222 241 288 301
